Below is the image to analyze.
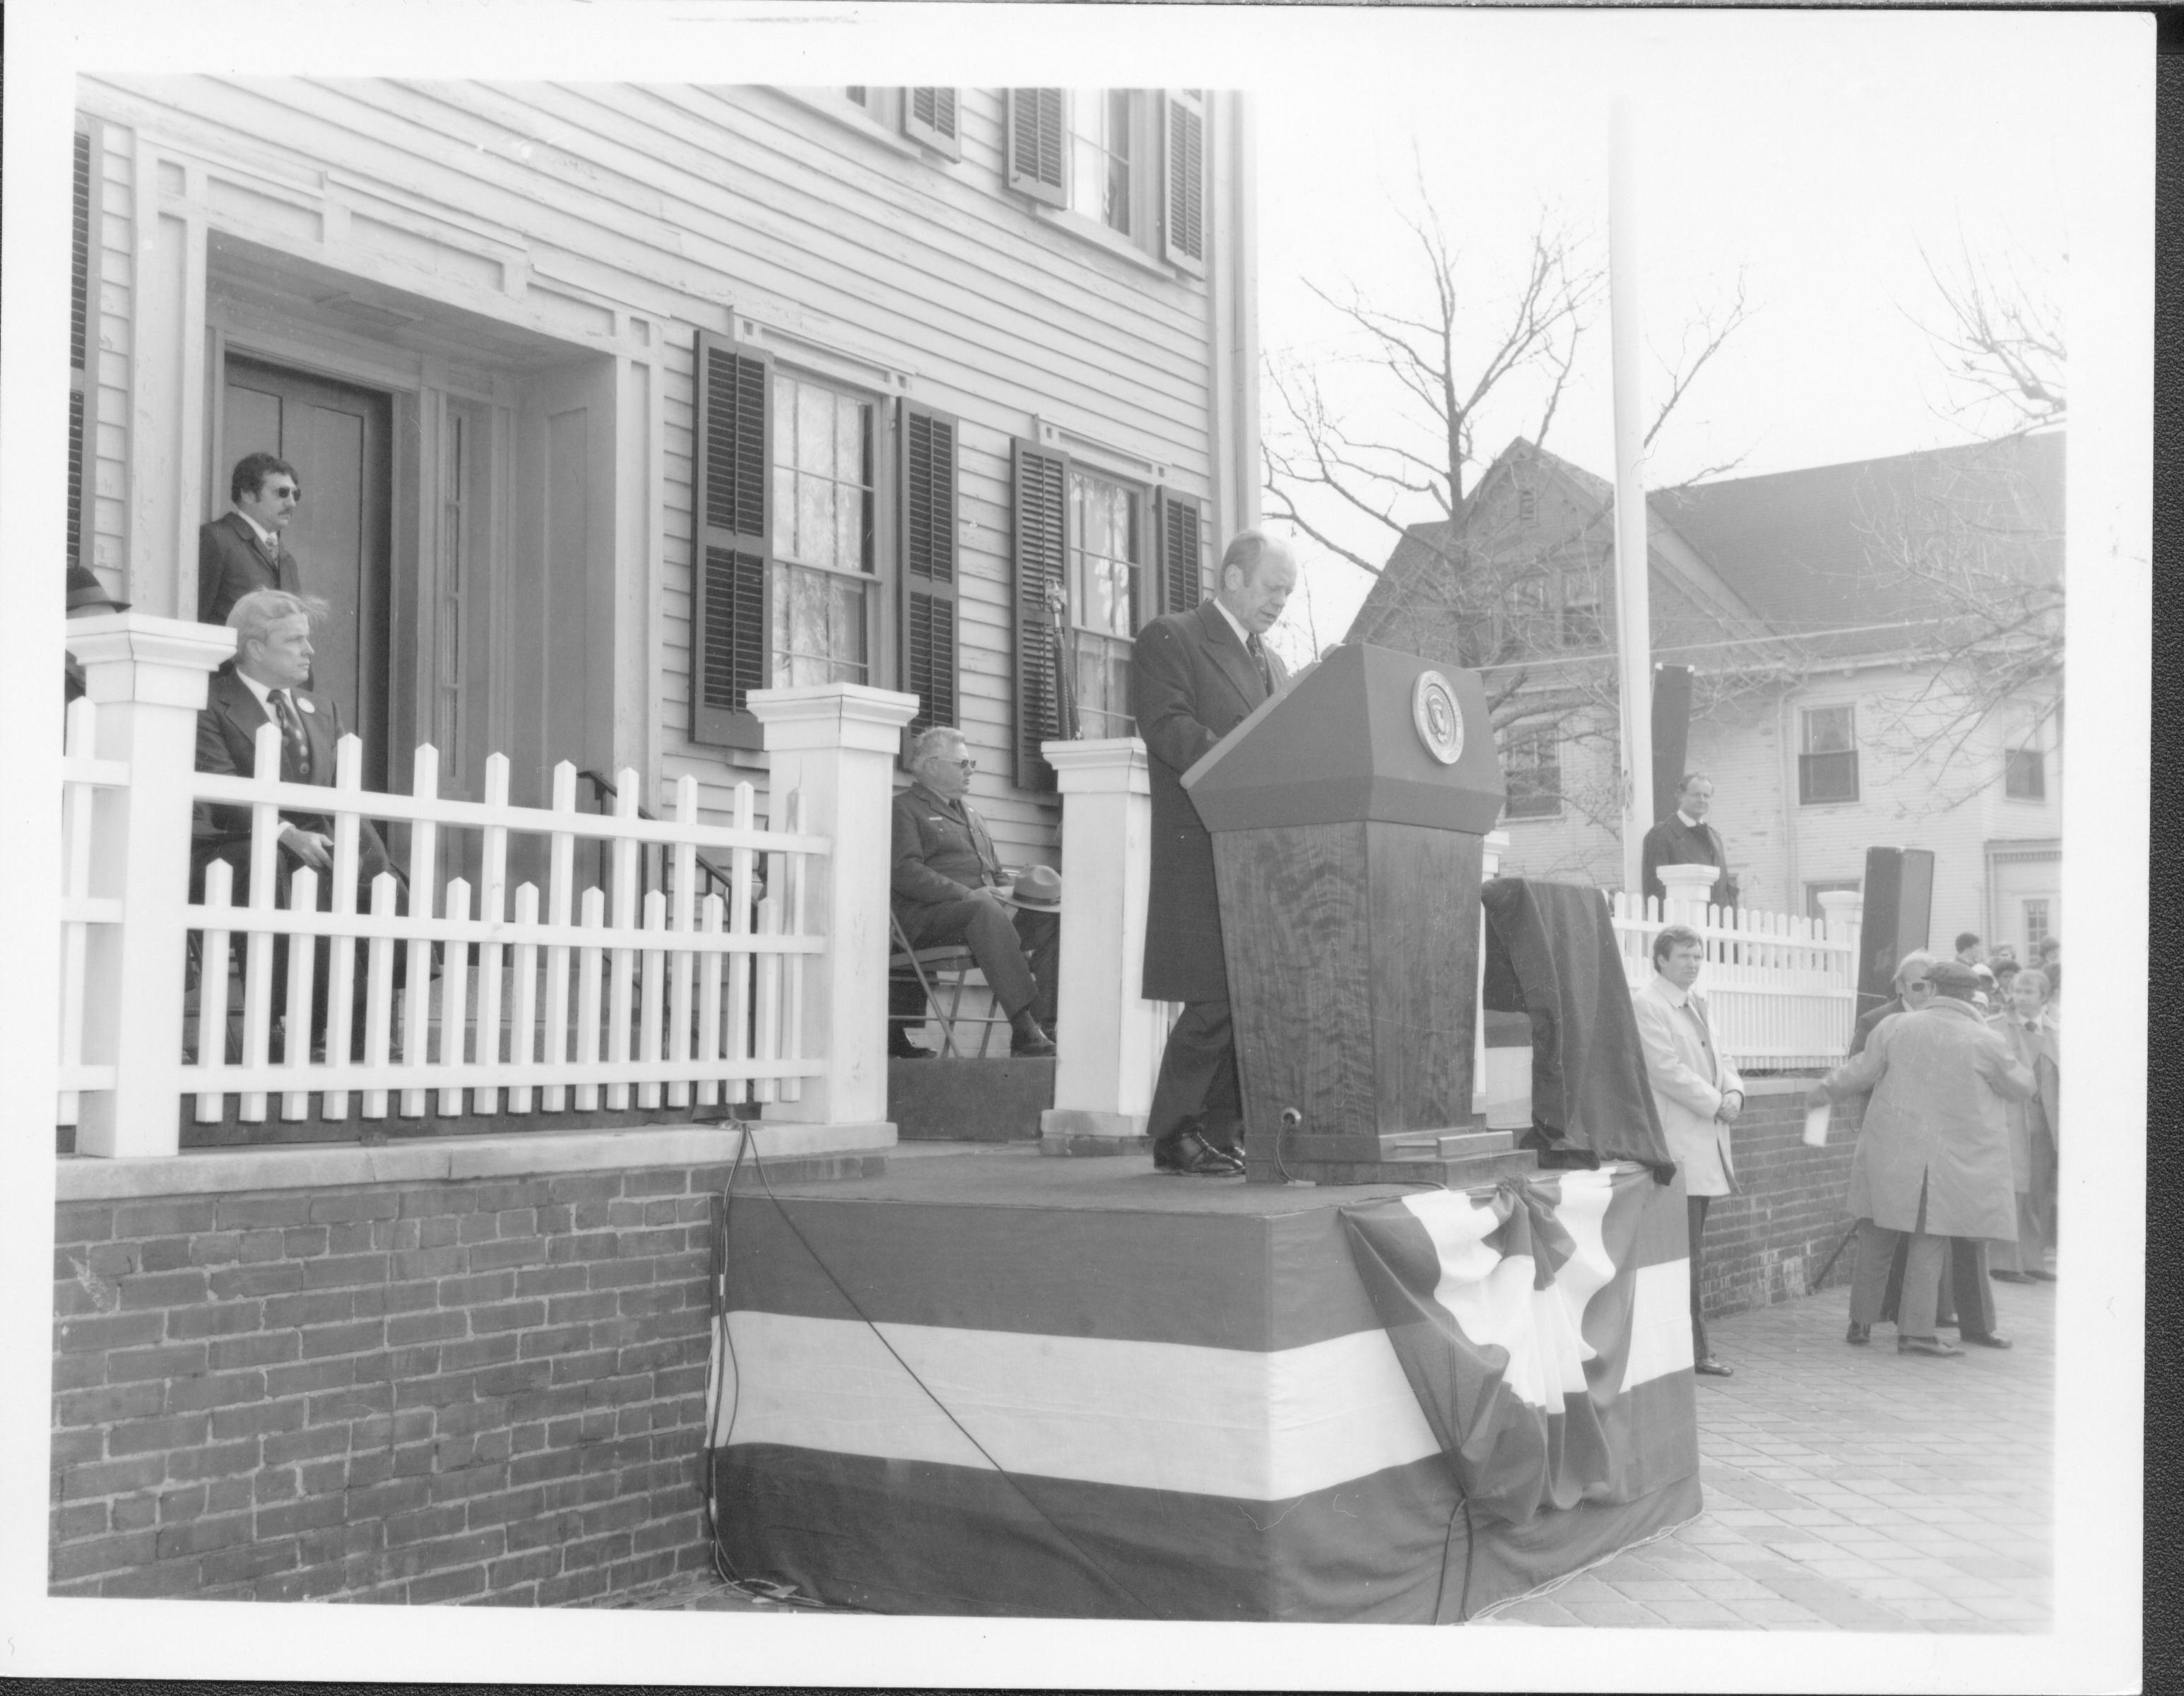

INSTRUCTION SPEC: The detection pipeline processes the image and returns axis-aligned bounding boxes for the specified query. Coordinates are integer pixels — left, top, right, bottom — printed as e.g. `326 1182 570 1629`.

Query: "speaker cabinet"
1855 847 1936 1015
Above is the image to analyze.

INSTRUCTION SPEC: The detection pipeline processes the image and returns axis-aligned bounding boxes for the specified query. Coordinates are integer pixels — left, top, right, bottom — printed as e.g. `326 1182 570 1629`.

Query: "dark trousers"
1853 1180 1944 1337
1688 1195 1713 1362
892 901 1058 1037
194 844 396 1061
1146 997 1241 1153
1883 1234 1995 1333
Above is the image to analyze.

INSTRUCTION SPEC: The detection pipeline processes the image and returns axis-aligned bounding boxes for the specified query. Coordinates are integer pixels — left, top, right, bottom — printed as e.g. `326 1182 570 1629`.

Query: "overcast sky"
1252 10 2089 658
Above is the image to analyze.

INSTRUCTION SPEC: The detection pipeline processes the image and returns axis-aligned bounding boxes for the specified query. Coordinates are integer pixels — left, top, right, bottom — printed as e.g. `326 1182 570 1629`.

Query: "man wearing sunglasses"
890 726 1059 1058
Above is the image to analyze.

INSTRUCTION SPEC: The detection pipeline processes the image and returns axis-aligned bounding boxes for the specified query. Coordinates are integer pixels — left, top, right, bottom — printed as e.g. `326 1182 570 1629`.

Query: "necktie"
271 689 312 782
1246 632 1273 694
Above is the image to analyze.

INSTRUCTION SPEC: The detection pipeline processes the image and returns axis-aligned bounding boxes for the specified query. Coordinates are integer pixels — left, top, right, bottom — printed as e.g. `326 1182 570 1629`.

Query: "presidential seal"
1411 669 1464 765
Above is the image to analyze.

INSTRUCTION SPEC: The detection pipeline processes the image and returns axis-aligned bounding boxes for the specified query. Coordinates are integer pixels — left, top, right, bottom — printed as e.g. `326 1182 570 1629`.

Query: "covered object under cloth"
1480 876 1677 1174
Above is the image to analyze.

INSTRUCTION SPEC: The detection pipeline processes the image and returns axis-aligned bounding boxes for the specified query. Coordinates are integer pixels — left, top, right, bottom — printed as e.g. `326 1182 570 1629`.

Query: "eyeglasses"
928 756 975 772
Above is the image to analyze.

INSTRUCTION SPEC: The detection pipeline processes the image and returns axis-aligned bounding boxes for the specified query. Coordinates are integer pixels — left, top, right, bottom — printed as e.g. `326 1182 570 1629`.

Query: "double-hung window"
1007 90 1208 273
770 371 876 689
1067 469 1143 741
1010 434 1204 790
690 329 959 750
1798 704 1859 804
1502 728 1563 820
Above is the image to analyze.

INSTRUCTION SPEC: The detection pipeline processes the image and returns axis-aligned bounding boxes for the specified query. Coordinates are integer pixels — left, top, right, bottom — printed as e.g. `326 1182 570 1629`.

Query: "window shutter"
1162 90 1207 273
69 127 94 571
690 329 773 748
1011 437 1069 791
904 88 962 160
900 403 960 747
1007 89 1066 206
1155 489 1205 618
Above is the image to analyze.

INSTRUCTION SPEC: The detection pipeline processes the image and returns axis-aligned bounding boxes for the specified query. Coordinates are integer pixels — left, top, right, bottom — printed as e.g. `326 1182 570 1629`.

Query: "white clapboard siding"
1610 892 1860 1071
81 76 1227 878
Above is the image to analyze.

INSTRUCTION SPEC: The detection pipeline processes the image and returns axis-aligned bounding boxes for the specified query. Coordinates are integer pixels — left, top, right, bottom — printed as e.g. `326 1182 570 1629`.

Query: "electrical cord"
706 1131 1160 1619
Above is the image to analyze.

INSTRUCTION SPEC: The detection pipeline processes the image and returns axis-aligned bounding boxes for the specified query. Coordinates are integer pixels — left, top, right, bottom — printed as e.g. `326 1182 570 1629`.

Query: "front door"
222 355 394 791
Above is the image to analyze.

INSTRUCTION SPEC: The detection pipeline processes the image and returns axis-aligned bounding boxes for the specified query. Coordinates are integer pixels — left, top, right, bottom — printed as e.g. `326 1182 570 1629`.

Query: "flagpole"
1610 94 1654 902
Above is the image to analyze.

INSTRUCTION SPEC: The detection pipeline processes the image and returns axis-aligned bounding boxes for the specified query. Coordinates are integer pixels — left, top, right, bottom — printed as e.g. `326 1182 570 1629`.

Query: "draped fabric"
1340 1164 1701 1528
1480 876 1676 1175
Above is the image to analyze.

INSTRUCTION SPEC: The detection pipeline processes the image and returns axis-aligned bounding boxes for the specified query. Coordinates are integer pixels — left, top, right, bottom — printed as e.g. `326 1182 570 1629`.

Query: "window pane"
770 563 868 688
1068 90 1133 235
1069 471 1138 639
1072 632 1134 739
773 373 874 576
1803 705 1854 754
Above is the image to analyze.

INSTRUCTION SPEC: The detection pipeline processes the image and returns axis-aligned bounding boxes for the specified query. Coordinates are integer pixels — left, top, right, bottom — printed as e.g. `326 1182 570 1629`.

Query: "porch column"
748 683 918 1135
68 613 237 1157
1039 738 1164 1154
1658 863 1723 928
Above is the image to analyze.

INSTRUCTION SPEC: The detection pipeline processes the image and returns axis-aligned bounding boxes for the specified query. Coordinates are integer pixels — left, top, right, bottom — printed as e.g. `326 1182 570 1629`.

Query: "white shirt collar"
1653 974 1695 1008
1210 597 1253 649
236 671 290 716
234 508 280 551
1676 810 1702 830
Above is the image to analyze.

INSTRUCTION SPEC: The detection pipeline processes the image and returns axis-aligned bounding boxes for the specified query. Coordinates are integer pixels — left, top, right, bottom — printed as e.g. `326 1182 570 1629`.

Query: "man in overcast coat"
1131 529 1295 1177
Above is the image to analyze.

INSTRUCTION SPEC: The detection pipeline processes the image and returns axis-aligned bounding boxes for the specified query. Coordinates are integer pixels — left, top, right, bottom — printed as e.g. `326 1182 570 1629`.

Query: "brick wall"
48 1158 781 1604
1696 1080 1862 1319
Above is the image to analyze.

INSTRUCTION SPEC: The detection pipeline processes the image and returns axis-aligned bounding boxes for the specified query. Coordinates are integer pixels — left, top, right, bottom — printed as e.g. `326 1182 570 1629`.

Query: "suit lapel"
214 671 278 776
1191 602 1265 714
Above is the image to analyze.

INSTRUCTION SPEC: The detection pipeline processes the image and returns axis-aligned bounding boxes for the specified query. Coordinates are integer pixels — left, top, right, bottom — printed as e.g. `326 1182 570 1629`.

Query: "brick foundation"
48 1141 875 1604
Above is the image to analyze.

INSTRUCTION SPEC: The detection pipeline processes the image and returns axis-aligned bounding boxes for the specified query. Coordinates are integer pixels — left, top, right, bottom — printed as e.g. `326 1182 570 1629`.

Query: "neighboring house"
1347 433 2064 958
68 82 1256 884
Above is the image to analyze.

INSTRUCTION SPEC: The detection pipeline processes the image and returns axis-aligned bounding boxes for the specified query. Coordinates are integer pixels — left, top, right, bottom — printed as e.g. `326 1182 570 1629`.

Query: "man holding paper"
1631 922 1744 1379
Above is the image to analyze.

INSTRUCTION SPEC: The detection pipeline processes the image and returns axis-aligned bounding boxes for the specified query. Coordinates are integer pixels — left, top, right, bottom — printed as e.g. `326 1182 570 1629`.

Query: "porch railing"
59 613 916 1157
1608 885 1861 1071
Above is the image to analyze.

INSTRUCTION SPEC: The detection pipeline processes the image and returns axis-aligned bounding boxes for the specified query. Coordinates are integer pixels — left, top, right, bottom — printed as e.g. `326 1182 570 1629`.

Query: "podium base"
1243 1124 1539 1188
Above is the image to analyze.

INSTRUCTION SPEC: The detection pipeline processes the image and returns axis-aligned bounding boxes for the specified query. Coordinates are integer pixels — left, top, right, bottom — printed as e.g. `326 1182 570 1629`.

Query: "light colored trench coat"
1819 996 2036 1240
1986 1012 2060 1191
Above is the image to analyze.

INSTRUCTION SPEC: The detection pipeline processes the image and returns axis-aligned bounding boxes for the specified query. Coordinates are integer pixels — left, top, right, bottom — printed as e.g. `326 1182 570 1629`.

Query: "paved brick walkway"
1477 1271 2054 1632
603 1274 2053 1630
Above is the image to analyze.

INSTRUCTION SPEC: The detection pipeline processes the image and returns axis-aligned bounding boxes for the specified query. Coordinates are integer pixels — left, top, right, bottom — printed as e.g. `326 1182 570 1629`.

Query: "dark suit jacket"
1639 812 1736 910
1129 600 1289 1003
891 782 1005 917
198 511 302 628
194 666 393 903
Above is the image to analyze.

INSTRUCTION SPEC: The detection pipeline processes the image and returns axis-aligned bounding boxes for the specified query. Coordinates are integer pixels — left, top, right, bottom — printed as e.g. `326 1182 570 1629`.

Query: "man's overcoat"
1130 601 1287 1004
1819 997 2034 1240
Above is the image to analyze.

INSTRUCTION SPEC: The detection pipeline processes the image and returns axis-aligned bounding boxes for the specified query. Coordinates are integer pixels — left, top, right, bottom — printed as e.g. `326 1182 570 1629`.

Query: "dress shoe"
2026 1270 2056 1283
1845 1322 1871 1346
1989 1269 2032 1284
1205 1141 1247 1172
1898 1335 1964 1358
888 1044 935 1061
1153 1129 1241 1176
1959 1331 2013 1349
1009 1027 1056 1058
1693 1357 1733 1377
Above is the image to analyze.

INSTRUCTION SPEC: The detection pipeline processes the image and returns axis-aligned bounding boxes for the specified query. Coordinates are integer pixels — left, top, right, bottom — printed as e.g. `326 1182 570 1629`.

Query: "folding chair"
888 911 1014 1059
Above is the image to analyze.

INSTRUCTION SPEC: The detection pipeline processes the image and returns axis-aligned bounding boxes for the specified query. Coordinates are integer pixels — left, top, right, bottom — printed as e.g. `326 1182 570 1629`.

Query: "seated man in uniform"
890 727 1058 1059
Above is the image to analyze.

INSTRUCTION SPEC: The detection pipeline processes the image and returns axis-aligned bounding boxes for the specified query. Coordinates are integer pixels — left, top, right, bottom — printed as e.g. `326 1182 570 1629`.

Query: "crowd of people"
1813 936 2060 1358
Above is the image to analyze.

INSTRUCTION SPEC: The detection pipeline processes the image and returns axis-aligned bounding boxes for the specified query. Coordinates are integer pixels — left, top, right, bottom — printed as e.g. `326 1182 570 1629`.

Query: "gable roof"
1650 432 2063 663
1348 431 2064 669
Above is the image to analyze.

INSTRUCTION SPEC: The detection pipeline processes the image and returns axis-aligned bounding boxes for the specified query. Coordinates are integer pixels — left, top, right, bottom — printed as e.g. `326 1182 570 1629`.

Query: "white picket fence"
59 697 830 1132
1609 890 1860 1070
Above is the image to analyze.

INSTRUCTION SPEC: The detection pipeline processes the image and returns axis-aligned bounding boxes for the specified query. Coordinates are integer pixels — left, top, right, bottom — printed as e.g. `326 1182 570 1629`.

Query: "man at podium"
1131 529 1297 1176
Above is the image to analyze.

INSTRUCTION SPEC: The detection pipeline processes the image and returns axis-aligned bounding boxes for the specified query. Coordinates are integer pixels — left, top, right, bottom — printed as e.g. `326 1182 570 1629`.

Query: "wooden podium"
1182 642 1538 1186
